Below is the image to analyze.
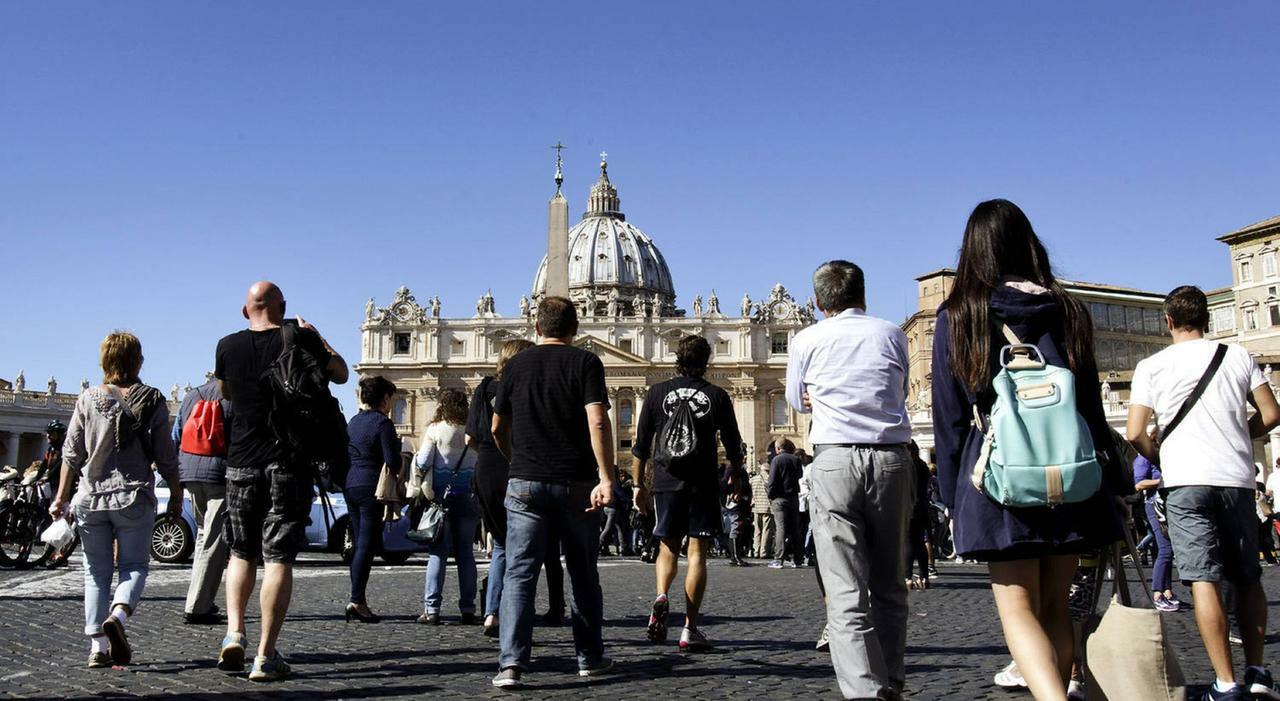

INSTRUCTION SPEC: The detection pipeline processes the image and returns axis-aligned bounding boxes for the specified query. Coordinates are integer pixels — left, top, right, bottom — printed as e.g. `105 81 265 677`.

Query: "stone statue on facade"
634 297 646 318
651 293 663 319
430 296 441 318
170 384 180 402
692 295 703 317
46 376 56 396
740 294 752 318
519 295 531 317
607 289 620 317
476 296 486 317
14 370 24 394
805 297 817 318
708 290 721 315
365 297 376 321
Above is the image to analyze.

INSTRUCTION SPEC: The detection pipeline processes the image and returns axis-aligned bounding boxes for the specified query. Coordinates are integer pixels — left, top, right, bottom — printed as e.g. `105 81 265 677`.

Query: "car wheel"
341 520 354 564
152 513 195 563
380 550 412 565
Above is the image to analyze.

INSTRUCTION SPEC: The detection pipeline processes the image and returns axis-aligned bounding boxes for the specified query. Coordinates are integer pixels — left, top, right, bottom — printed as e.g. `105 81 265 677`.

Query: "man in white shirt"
1127 285 1280 701
786 260 913 701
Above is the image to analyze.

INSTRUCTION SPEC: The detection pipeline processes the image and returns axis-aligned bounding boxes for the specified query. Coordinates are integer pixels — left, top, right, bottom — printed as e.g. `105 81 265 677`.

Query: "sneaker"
217 632 247 672
1154 597 1180 613
1245 666 1280 700
578 657 614 677
87 651 112 668
248 651 292 682
647 596 669 643
767 560 784 569
816 626 830 651
492 667 524 689
1067 678 1086 701
1230 632 1244 646
1200 685 1245 700
679 626 712 652
100 616 131 666
417 612 440 625
994 660 1028 689
1165 594 1184 608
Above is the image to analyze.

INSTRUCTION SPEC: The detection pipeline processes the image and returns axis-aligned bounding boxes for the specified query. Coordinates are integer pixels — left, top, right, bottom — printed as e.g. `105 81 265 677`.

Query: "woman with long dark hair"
931 199 1125 701
467 339 535 636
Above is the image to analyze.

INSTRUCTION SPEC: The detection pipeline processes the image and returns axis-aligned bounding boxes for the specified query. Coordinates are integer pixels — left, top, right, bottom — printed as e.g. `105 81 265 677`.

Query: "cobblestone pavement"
2 553 1279 700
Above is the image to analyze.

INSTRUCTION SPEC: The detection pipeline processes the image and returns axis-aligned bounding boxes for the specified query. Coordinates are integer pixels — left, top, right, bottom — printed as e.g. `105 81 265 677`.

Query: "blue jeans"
1145 501 1174 593
344 485 379 605
486 541 506 617
423 494 478 615
499 478 604 671
76 497 155 636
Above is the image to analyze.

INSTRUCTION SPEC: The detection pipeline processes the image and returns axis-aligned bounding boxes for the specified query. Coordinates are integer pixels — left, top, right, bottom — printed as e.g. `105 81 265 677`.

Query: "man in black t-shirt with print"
213 281 348 682
490 296 618 689
633 335 743 652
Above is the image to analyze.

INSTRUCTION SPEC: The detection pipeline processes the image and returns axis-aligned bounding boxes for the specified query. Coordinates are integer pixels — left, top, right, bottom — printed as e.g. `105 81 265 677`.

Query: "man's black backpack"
651 388 702 482
262 322 351 492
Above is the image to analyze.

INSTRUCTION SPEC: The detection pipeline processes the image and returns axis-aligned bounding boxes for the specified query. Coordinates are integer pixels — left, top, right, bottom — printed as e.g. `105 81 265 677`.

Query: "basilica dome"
533 158 676 316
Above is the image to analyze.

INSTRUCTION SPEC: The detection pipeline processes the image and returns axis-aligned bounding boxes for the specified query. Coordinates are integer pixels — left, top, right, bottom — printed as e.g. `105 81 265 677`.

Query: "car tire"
340 519 355 564
152 513 195 563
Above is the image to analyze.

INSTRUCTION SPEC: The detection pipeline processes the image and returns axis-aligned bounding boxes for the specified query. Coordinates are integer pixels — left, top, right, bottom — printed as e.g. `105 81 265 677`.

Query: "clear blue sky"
2 2 1278 397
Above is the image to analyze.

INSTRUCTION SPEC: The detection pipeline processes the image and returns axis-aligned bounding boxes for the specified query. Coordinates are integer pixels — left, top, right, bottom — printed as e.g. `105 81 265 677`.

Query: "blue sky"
2 2 1278 397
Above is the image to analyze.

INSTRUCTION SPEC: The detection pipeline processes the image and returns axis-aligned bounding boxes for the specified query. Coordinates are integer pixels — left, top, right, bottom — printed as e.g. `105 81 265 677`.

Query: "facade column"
732 386 759 462
1268 428 1280 479
3 432 19 469
607 388 620 461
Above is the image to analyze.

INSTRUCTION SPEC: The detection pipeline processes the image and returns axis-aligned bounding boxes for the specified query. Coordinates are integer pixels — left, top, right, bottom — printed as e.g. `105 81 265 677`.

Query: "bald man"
214 281 347 681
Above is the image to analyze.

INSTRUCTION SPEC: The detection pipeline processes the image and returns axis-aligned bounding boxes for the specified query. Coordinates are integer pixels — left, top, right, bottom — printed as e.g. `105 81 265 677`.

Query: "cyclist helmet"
46 420 66 435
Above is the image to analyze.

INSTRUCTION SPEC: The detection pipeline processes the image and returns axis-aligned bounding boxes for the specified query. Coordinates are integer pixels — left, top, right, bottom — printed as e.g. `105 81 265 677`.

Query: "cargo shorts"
1163 485 1261 586
226 462 314 565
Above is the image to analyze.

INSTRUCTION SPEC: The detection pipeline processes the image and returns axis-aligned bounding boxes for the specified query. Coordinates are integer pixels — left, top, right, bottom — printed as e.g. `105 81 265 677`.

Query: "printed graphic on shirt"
660 387 713 419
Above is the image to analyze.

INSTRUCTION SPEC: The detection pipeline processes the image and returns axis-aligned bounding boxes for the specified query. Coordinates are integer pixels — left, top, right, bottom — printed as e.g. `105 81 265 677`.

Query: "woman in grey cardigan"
49 332 182 668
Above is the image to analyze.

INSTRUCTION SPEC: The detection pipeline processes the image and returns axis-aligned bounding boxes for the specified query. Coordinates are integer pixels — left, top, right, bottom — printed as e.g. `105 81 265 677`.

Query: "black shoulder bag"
406 440 470 545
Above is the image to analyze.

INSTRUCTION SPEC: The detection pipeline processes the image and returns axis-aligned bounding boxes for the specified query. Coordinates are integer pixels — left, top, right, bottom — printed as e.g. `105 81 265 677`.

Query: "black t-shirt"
465 376 499 453
492 344 609 482
633 376 743 493
215 324 332 467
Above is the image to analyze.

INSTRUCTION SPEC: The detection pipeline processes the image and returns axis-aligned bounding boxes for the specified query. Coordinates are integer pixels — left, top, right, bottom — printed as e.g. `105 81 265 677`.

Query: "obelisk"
546 142 570 298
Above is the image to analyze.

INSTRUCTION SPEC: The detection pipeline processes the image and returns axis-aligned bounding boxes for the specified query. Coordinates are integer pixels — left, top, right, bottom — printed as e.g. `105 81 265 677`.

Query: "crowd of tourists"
38 198 1280 700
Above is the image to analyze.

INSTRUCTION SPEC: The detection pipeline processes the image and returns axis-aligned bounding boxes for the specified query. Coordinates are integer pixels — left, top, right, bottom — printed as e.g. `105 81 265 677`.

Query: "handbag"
406 440 470 545
1082 532 1186 701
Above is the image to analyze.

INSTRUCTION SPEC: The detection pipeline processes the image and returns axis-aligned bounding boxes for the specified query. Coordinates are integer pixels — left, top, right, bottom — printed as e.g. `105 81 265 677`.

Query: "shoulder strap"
1161 344 1228 442
999 324 1022 346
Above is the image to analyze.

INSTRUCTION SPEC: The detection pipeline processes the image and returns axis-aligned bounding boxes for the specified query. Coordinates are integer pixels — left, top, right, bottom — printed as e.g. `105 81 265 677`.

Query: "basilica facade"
356 157 816 465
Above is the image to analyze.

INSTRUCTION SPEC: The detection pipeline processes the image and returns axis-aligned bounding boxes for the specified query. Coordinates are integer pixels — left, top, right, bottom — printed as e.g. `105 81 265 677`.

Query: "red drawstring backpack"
180 390 227 458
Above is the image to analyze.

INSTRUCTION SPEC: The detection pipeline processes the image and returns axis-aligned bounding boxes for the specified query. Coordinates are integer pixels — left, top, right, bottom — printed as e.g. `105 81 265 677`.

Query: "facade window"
1126 306 1144 334
1143 308 1162 335
1265 253 1278 279
620 439 632 450
393 397 407 424
449 338 466 357
394 333 411 355
924 331 933 350
1245 307 1258 331
1269 304 1280 328
619 400 633 427
715 339 731 356
618 338 633 354
1241 260 1253 283
1211 307 1236 334
770 331 789 354
1089 303 1108 329
1108 305 1126 331
772 396 789 427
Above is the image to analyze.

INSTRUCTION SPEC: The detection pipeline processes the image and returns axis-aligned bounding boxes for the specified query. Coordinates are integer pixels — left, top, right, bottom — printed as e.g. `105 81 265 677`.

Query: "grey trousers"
770 496 802 564
184 481 230 616
809 445 914 701
752 512 775 558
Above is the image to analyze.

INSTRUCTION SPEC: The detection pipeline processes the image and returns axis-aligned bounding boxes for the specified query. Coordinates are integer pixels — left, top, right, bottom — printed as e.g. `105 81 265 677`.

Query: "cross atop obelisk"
552 141 566 192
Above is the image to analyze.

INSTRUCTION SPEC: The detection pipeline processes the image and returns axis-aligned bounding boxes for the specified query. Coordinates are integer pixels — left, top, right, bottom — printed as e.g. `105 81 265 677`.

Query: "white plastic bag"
40 517 75 549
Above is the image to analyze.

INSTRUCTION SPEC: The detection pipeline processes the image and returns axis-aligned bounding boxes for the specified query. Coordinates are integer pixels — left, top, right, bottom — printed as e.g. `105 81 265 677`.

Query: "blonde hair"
495 339 535 378
100 331 143 386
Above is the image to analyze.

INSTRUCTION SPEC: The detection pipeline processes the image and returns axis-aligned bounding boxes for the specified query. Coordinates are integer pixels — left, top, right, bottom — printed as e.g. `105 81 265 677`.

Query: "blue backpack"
970 325 1103 508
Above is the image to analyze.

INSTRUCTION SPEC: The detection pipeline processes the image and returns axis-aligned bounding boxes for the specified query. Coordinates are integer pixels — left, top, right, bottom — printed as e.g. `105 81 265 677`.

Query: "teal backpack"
970 325 1103 508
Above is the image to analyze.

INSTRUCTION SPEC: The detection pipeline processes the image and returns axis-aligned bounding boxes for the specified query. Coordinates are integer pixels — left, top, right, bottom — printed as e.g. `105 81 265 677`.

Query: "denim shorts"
226 462 313 564
1163 485 1260 585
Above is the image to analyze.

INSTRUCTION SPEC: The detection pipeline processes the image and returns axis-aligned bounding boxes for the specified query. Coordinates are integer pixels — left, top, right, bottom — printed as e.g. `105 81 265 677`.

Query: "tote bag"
1082 535 1186 701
